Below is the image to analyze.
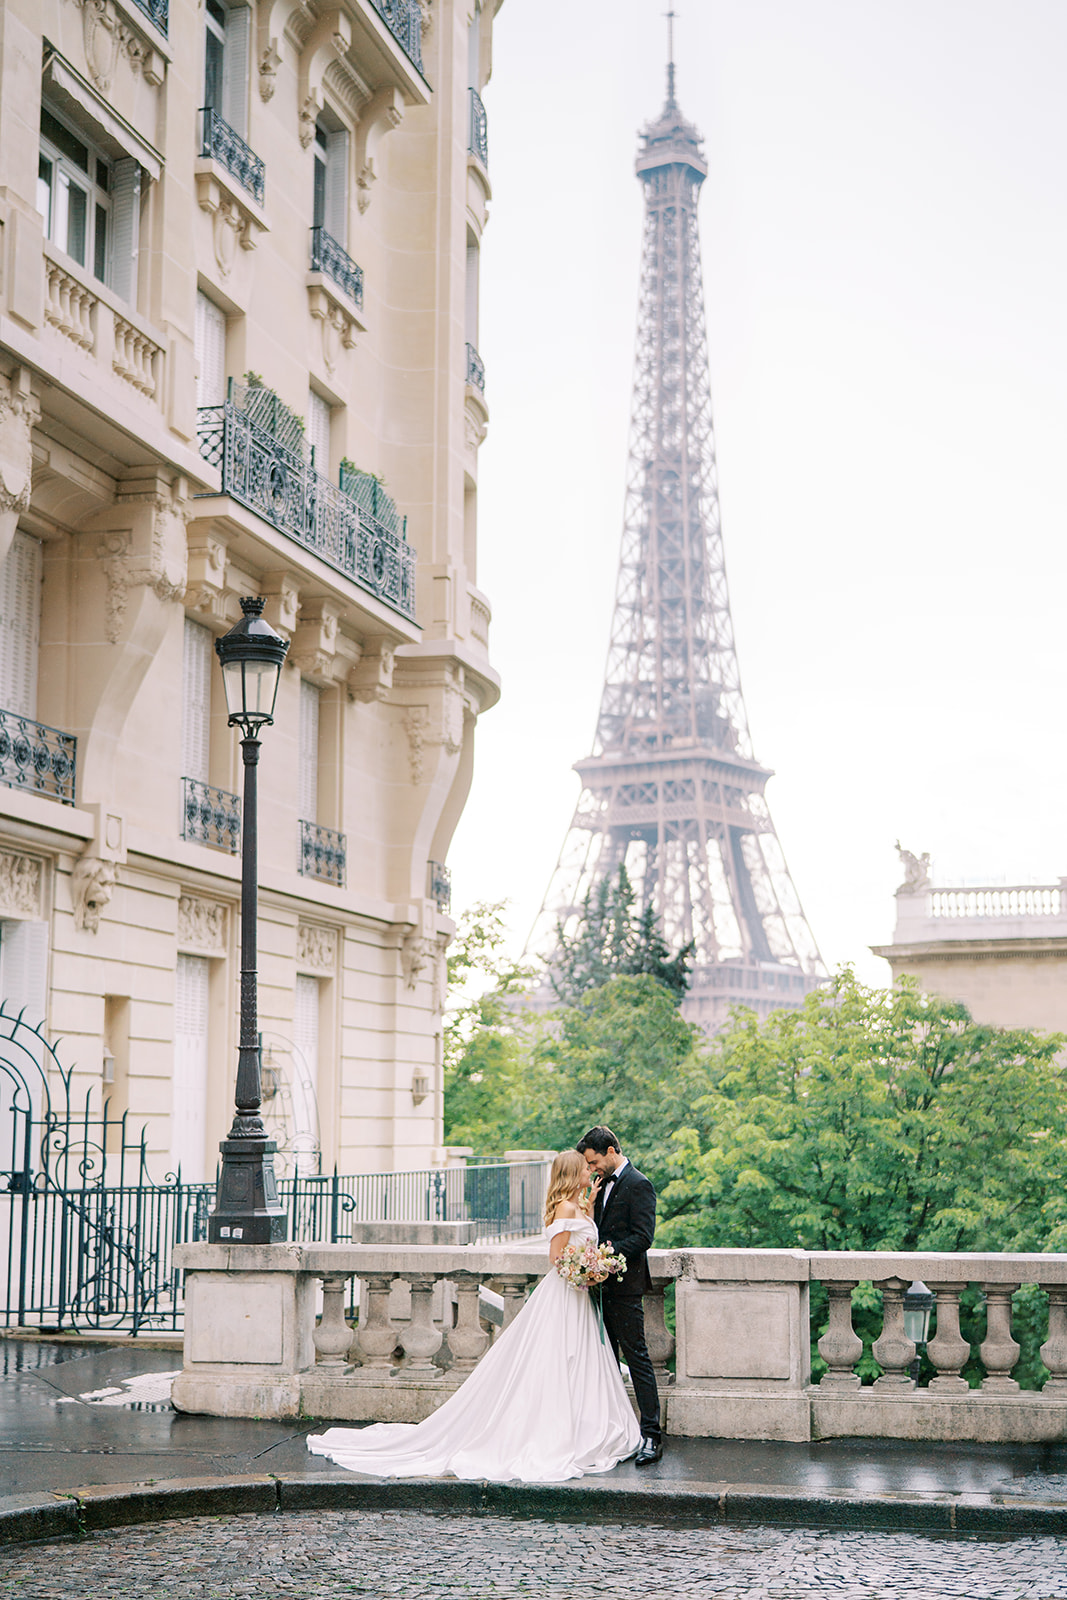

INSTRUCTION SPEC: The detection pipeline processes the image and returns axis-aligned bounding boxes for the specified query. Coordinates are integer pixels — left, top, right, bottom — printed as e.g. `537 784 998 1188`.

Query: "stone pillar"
352 1272 399 1378
314 1273 355 1369
398 1274 444 1377
872 1278 916 1390
925 1282 971 1393
645 1279 676 1388
980 1284 1021 1392
817 1281 862 1389
448 1272 490 1373
1040 1287 1067 1395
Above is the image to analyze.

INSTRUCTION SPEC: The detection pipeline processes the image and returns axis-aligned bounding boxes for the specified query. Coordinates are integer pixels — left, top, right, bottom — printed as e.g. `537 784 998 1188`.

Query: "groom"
577 1126 662 1465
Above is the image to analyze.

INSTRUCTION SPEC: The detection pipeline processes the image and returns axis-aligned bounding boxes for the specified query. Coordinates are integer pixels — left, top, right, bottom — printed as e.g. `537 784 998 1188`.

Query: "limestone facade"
0 0 501 1178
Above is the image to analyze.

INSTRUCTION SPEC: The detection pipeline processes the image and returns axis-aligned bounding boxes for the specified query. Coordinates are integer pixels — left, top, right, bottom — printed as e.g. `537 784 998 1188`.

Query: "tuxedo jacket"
593 1160 656 1299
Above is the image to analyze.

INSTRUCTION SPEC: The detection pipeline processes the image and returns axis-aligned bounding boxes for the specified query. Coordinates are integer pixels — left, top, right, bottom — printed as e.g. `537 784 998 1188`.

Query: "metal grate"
0 708 76 805
181 777 241 853
300 819 346 887
200 107 265 206
310 226 364 309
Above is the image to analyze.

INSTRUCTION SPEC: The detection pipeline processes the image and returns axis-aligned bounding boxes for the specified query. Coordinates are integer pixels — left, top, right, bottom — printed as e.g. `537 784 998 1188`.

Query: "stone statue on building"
895 841 931 895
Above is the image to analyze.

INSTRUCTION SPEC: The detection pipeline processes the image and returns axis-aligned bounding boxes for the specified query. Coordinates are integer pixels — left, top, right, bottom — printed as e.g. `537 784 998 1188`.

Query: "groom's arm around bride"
577 1125 663 1465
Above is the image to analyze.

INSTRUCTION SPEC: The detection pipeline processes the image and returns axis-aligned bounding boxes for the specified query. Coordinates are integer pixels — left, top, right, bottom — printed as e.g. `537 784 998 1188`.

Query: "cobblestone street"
0 1509 1065 1599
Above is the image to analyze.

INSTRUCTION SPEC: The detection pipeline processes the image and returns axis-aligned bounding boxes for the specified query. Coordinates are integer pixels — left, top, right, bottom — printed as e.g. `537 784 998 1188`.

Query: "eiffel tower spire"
534 63 825 1029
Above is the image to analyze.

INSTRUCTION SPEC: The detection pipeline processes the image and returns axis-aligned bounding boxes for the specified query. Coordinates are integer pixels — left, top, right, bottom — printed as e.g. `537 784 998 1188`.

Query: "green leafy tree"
551 867 695 1005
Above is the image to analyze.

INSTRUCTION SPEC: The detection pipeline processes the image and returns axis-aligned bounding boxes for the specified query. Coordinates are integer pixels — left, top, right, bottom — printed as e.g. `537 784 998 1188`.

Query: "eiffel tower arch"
533 59 825 1031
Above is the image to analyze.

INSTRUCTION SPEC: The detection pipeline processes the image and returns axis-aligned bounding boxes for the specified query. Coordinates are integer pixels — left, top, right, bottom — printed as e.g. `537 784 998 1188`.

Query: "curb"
2 1474 1066 1547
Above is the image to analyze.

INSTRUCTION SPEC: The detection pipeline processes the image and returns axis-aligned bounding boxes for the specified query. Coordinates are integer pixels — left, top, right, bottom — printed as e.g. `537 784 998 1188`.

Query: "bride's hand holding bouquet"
554 1239 627 1290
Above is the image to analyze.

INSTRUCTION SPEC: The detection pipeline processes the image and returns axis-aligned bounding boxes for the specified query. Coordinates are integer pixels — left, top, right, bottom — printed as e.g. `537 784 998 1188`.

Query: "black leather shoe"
634 1435 662 1466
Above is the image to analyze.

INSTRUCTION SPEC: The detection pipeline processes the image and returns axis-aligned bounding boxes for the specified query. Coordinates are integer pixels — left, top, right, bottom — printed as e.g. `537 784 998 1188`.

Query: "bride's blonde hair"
543 1149 587 1227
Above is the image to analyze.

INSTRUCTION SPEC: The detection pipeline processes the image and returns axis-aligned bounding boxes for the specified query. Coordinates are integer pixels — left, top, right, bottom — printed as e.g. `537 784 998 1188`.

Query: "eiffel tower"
533 42 825 1030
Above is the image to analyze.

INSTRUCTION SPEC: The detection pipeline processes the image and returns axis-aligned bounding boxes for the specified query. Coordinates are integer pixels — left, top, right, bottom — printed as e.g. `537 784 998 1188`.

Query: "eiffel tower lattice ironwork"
533 65 825 1030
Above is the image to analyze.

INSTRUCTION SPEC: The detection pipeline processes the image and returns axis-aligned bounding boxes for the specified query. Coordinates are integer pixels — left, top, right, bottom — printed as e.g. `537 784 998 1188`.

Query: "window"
38 103 140 301
307 390 331 472
292 974 320 1167
182 618 212 783
0 532 41 718
173 954 209 1181
298 679 320 825
312 118 349 247
0 920 49 1153
195 291 227 407
465 233 480 347
204 0 251 138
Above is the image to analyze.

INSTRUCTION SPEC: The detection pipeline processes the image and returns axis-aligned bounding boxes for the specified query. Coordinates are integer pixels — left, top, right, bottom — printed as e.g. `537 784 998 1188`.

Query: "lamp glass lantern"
903 1280 935 1347
215 596 288 736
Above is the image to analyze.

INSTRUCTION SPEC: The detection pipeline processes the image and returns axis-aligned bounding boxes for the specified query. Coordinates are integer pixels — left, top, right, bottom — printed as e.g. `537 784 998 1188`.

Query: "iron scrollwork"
200 107 266 206
310 226 364 310
0 708 77 806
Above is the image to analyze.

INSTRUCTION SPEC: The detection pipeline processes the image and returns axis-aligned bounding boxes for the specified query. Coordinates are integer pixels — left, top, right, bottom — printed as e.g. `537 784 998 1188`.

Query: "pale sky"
449 0 1067 984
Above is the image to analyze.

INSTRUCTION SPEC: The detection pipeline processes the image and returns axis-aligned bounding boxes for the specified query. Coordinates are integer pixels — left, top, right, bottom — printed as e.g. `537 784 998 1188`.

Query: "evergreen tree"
550 866 695 1006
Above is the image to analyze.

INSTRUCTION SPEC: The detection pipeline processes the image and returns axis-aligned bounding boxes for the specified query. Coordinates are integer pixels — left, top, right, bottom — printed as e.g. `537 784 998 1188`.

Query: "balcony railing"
182 778 241 853
0 709 76 805
310 227 364 310
197 396 416 621
338 465 406 539
428 859 451 913
468 87 488 168
465 341 485 393
129 0 168 32
369 0 424 72
199 107 265 206
300 820 346 887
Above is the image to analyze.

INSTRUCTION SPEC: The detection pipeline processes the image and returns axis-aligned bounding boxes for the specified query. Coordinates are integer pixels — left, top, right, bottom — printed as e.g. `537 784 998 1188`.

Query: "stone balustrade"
43 245 166 406
171 1244 1067 1444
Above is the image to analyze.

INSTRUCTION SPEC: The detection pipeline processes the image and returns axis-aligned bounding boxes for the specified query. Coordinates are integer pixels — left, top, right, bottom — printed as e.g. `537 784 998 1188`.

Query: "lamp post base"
207 1135 288 1244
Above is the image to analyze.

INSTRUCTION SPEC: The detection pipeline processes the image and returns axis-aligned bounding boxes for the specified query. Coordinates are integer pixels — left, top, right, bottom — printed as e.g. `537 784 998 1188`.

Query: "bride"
306 1150 641 1483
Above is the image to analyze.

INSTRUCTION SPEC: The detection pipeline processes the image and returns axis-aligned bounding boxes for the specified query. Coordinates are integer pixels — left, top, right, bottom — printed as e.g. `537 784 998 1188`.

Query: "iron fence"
465 342 486 392
129 0 168 32
181 776 241 852
369 0 424 72
0 708 76 805
468 87 488 168
299 820 347 887
200 107 265 205
310 226 364 309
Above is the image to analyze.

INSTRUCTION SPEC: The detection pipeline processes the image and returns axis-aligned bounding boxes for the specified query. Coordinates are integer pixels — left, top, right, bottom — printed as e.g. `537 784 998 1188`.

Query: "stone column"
448 1272 490 1373
1040 1287 1067 1395
645 1279 676 1388
314 1273 355 1369
925 1282 971 1393
399 1274 444 1377
491 1275 531 1332
817 1281 862 1389
352 1272 399 1377
980 1284 1020 1392
872 1278 916 1390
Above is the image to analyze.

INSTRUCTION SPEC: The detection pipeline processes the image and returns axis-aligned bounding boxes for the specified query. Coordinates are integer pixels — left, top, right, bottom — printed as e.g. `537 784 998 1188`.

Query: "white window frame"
0 532 42 720
38 98 143 304
298 679 320 825
307 390 331 473
204 0 251 140
195 290 227 408
182 618 212 784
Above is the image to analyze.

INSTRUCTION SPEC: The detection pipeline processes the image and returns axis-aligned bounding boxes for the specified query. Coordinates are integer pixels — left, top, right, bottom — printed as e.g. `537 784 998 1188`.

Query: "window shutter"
465 240 479 343
324 129 349 247
182 618 212 783
0 532 42 718
292 973 320 1166
298 679 320 824
307 390 331 472
173 953 210 1181
195 292 226 407
223 4 251 138
108 158 141 304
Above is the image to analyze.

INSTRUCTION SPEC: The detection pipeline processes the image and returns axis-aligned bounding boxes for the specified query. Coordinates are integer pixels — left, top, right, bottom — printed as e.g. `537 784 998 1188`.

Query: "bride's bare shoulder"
552 1200 580 1222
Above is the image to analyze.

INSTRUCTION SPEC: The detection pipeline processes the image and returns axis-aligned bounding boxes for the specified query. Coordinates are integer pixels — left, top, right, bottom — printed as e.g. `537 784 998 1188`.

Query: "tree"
551 867 695 1006
657 969 1067 1255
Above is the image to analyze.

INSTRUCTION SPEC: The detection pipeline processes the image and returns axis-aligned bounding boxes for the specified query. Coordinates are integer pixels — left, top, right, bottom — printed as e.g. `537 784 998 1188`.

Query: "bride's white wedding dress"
306 1216 641 1483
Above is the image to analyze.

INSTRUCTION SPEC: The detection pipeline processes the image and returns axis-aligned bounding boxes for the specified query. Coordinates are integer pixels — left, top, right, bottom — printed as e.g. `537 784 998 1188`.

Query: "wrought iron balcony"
129 0 168 32
199 107 265 206
465 342 486 393
468 88 488 169
182 777 241 853
369 0 424 73
428 860 451 913
0 709 76 805
197 392 416 621
309 226 364 310
300 820 346 887
339 465 406 539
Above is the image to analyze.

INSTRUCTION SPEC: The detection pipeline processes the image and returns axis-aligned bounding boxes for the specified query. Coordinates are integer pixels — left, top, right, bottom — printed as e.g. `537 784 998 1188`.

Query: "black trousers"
602 1293 661 1440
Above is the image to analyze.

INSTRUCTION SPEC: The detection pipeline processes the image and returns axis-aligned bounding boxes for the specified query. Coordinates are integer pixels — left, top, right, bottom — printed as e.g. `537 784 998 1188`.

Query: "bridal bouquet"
554 1240 627 1290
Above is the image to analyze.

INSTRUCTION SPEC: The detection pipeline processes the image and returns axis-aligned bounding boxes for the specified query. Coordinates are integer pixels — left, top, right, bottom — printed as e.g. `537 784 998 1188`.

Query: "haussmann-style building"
0 0 501 1181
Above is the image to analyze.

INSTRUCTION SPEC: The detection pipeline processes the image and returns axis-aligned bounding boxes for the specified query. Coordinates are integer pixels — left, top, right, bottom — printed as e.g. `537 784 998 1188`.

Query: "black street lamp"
903 1279 935 1382
207 596 290 1245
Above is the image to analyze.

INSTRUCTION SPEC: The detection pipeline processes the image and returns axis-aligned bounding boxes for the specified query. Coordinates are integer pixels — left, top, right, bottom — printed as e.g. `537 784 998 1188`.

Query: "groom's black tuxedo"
593 1159 660 1441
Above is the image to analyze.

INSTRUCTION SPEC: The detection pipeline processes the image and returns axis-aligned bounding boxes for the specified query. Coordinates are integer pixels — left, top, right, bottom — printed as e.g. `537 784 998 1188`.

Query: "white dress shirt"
599 1155 628 1212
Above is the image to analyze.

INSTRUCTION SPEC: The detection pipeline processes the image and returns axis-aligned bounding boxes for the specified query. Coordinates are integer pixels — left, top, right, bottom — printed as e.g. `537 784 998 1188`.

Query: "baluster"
57 273 73 336
872 1277 916 1389
45 266 61 327
314 1272 354 1369
352 1271 399 1376
490 1274 531 1331
980 1283 1020 1391
1040 1287 1067 1393
817 1280 862 1388
76 285 94 350
925 1280 971 1392
448 1271 490 1372
398 1273 443 1377
645 1277 676 1387
113 321 130 380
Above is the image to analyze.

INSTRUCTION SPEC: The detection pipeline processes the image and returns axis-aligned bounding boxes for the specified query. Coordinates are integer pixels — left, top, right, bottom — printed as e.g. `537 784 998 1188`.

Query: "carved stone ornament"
297 922 338 972
354 87 404 214
348 641 395 704
66 0 165 91
0 370 39 562
96 479 190 643
259 40 283 101
403 705 428 785
401 932 432 990
178 894 228 952
0 853 43 919
307 285 359 374
72 854 118 934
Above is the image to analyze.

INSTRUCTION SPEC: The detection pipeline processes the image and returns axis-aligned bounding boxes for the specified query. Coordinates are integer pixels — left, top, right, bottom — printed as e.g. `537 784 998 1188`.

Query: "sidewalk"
2 1336 1067 1545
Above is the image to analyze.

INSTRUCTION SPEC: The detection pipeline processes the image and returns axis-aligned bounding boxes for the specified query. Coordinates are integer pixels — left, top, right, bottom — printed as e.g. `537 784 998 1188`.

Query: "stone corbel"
72 850 118 934
183 527 233 624
298 9 353 147
290 597 343 683
259 570 301 641
92 473 190 644
355 87 404 213
195 172 268 281
0 368 39 566
306 283 364 376
347 639 395 703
